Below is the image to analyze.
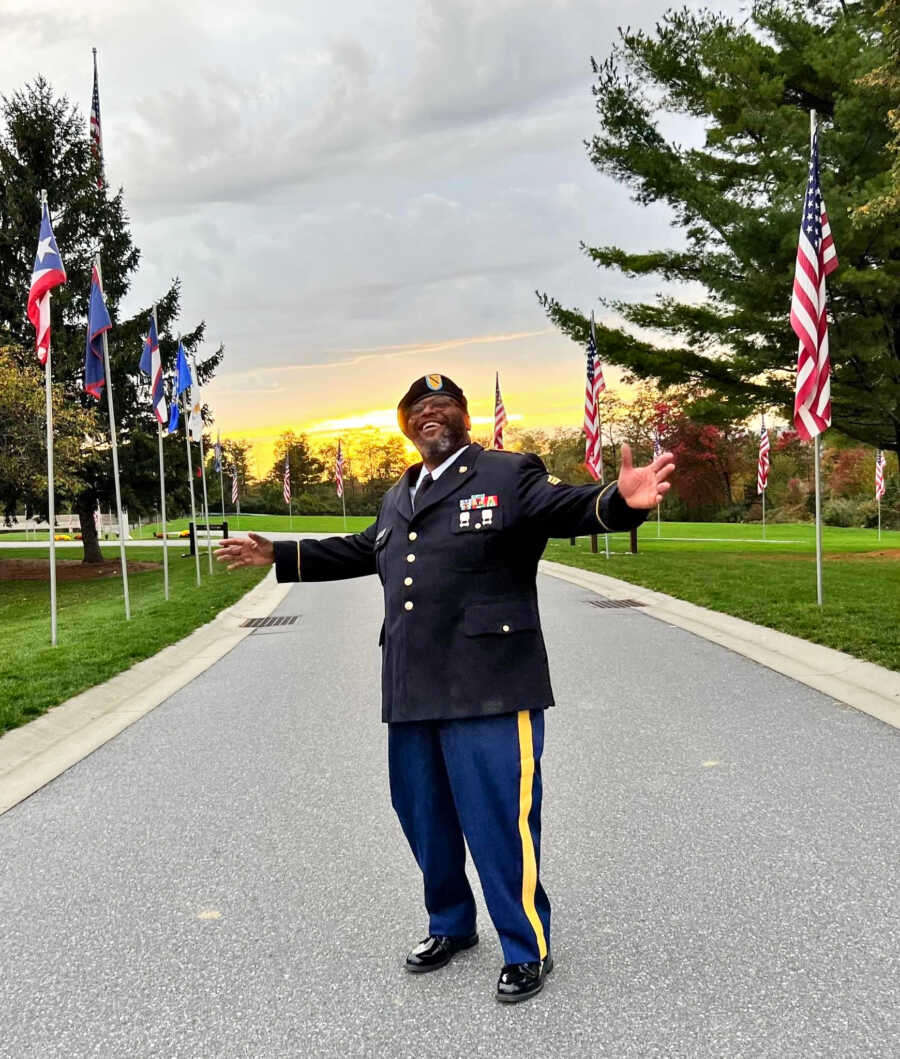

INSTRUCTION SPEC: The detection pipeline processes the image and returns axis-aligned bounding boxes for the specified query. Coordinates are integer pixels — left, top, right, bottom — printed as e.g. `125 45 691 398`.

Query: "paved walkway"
1 572 898 1058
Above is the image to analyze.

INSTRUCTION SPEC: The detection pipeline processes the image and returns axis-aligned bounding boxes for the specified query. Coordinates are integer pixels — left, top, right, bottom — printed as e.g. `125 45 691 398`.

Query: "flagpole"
219 445 225 525
191 353 213 574
288 450 293 532
40 191 59 646
178 339 201 587
589 312 610 558
46 347 58 642
339 438 347 531
596 419 610 559
762 489 766 541
95 255 130 619
810 109 824 608
877 451 882 542
152 306 170 601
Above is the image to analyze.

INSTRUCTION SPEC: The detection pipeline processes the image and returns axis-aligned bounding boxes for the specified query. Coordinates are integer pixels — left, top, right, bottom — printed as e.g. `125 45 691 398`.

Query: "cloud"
2 0 745 448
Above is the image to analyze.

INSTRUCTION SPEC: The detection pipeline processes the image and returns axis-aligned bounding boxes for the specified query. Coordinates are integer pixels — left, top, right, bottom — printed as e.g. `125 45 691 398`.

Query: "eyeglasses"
408 395 459 416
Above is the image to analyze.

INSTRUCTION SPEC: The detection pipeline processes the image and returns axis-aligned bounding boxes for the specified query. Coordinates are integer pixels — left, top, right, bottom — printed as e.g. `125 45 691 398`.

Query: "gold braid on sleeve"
595 480 618 532
296 540 302 581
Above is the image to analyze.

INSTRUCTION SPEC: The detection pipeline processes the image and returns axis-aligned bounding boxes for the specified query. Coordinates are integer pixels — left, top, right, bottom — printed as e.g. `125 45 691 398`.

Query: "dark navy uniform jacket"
273 443 648 724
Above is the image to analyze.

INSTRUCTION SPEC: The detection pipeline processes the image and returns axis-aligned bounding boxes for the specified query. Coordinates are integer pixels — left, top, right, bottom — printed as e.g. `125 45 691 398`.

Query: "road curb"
540 559 900 732
0 570 292 816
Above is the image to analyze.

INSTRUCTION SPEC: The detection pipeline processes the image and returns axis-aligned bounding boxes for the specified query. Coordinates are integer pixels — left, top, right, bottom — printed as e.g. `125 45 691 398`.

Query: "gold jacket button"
407 553 416 563
408 531 417 541
502 624 511 632
474 523 482 530
405 601 414 611
404 576 413 586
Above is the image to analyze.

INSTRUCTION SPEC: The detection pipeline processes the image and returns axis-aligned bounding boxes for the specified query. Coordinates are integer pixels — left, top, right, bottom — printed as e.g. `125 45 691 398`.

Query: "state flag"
27 202 66 365
84 264 111 399
139 315 167 424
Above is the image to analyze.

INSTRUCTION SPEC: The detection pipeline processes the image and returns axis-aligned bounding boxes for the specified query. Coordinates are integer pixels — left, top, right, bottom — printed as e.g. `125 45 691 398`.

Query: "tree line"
200 384 898 528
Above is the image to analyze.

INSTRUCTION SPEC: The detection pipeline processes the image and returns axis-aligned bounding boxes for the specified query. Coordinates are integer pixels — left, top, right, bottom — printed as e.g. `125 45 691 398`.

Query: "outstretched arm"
517 443 675 538
216 524 379 583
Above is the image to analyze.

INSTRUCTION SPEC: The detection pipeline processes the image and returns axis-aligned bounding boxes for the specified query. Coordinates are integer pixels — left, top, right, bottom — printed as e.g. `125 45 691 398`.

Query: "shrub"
822 497 865 527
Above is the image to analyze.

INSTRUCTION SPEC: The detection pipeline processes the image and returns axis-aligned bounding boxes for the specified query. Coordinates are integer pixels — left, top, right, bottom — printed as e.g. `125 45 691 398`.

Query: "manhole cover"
585 598 646 610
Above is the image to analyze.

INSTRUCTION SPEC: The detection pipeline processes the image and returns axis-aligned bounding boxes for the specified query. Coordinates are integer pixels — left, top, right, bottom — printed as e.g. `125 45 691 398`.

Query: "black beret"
397 374 467 432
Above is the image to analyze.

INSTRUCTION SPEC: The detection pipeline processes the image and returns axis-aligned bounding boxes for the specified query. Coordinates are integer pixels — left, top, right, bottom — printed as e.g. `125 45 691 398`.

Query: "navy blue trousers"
388 709 551 965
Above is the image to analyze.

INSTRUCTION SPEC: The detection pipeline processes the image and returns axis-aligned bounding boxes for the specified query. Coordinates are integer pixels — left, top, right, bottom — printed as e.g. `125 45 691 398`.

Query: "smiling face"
405 393 471 467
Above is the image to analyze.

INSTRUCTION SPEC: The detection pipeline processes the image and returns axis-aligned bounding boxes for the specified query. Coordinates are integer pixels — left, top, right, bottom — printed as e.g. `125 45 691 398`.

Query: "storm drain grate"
586 598 646 610
241 615 301 628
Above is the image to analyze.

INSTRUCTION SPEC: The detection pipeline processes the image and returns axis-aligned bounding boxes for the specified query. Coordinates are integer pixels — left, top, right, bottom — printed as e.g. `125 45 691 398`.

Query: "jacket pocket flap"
464 599 538 636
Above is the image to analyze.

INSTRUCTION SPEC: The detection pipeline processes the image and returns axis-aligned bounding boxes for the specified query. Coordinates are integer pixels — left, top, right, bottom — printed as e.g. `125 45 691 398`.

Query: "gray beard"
417 424 469 464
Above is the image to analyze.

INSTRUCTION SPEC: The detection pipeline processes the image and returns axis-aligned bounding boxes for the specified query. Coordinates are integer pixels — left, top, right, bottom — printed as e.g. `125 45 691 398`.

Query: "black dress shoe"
496 952 553 1002
405 931 479 973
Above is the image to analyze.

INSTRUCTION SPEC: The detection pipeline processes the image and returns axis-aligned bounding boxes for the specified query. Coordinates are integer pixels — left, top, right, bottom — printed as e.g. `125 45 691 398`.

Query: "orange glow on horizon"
205 327 636 476
219 384 632 477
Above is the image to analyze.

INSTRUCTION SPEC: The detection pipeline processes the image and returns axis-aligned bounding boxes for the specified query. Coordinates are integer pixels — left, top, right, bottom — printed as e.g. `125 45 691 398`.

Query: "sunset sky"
4 0 742 473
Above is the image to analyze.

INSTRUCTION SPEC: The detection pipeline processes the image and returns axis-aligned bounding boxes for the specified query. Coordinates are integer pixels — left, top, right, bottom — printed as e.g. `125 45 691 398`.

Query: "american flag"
231 471 239 504
283 453 291 505
757 417 771 494
335 440 344 498
653 429 662 460
791 126 838 441
583 316 605 480
591 312 606 399
90 49 103 187
27 201 67 366
214 431 222 473
875 450 886 501
493 372 507 449
84 263 111 399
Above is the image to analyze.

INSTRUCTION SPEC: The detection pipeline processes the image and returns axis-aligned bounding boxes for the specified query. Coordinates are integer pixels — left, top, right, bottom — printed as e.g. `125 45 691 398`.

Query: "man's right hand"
215 532 275 570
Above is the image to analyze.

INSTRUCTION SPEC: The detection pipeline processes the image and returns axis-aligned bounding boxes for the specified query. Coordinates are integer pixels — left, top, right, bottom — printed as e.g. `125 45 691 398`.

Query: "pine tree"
540 1 899 455
0 78 224 560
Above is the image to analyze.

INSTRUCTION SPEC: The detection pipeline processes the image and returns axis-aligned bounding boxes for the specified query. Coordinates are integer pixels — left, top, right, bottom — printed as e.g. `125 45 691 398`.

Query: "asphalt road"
1 572 897 1059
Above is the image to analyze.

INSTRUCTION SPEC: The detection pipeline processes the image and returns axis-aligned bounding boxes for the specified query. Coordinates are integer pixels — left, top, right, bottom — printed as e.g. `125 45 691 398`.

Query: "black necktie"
414 473 434 511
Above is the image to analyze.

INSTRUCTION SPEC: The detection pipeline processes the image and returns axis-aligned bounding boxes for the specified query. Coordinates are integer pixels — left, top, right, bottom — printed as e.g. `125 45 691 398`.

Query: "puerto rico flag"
27 202 67 365
84 264 112 398
139 314 167 424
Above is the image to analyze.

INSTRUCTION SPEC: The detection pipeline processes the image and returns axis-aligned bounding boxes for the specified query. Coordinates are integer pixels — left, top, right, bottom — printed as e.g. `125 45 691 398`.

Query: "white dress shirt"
409 445 469 506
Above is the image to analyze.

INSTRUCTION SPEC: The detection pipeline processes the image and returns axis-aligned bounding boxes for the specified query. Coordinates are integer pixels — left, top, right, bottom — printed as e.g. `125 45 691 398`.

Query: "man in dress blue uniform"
217 373 675 1003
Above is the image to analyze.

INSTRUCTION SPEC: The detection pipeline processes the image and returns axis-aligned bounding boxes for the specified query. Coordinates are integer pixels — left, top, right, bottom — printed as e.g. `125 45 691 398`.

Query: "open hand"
617 442 675 510
215 532 275 570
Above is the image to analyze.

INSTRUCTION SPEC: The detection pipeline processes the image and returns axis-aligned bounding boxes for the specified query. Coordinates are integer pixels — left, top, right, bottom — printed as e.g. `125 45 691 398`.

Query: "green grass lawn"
0 514 375 541
142 513 374 535
0 546 268 734
546 521 900 671
4 518 897 736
